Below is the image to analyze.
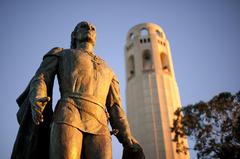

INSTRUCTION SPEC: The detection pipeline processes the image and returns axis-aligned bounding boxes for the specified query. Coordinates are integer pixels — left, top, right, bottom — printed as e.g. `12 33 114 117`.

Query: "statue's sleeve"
106 74 133 145
29 47 63 103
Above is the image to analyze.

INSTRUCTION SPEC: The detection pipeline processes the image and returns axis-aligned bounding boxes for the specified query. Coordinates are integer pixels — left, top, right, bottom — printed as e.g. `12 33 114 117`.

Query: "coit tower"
124 23 189 159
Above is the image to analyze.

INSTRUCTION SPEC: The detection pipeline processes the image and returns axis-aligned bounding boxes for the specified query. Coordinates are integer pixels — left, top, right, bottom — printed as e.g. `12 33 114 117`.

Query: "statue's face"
75 21 96 45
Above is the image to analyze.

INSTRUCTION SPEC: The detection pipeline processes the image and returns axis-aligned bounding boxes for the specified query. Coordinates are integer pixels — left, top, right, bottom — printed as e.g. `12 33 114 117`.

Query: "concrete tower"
125 23 189 159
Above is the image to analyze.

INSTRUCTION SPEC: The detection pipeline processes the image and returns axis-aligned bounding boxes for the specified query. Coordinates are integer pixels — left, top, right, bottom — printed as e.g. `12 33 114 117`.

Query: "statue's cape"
11 79 54 159
11 48 62 159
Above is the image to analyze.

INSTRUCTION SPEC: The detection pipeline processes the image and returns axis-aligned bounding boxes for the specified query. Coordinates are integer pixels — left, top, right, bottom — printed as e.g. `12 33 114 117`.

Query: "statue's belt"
60 93 120 136
60 93 109 126
61 92 105 110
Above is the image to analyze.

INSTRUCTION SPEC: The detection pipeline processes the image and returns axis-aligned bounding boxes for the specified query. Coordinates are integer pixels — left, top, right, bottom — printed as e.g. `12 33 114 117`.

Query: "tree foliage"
171 91 240 159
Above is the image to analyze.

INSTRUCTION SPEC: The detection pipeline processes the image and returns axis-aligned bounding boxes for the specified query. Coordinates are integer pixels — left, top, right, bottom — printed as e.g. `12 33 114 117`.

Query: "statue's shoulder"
97 56 116 79
96 55 110 68
96 55 106 64
43 47 65 59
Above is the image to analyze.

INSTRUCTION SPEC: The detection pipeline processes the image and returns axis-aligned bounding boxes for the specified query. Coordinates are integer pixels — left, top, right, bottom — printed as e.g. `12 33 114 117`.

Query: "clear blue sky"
1 1 239 158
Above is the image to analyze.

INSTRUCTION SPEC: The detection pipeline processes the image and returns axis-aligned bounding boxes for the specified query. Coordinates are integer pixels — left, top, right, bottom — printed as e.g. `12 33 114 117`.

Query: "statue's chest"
60 51 109 79
73 52 104 72
74 53 94 70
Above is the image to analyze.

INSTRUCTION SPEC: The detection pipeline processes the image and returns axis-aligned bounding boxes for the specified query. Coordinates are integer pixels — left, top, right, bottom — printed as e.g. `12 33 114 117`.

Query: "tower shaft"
125 23 189 159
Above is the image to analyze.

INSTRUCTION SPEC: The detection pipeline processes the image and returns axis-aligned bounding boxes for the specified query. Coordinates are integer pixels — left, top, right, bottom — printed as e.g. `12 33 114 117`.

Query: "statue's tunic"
30 48 128 137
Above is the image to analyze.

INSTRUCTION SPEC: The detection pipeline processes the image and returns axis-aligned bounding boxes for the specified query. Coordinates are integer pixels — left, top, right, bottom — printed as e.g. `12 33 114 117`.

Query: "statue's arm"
106 75 138 147
29 47 63 125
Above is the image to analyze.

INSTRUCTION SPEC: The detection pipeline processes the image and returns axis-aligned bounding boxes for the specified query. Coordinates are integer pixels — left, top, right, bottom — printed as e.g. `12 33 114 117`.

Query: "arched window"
140 28 149 37
128 55 135 79
142 50 153 71
129 33 135 40
156 30 163 38
160 53 170 73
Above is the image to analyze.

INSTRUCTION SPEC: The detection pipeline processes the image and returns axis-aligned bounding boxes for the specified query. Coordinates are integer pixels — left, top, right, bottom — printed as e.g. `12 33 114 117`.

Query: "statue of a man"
11 22 144 159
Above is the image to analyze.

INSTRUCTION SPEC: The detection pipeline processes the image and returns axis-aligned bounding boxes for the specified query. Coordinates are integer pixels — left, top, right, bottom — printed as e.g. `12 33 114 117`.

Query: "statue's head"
71 21 96 49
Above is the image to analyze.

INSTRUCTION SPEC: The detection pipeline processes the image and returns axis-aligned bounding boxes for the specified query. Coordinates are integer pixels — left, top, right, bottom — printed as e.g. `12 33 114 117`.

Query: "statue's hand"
122 136 145 159
122 136 138 148
31 97 50 125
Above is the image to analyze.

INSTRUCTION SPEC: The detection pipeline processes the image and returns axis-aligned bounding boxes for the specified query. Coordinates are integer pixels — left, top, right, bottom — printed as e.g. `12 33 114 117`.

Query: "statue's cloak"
11 79 54 159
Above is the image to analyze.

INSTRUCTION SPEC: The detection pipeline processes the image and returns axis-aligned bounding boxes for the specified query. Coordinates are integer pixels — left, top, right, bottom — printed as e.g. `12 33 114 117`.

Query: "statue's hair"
70 21 96 49
70 24 79 49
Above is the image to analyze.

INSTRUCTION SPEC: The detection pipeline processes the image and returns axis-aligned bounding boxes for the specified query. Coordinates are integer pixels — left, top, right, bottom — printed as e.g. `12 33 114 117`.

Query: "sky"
1 0 240 158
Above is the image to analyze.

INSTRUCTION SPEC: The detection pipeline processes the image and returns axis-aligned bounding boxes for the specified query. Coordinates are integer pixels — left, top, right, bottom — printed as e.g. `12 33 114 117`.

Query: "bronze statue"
11 21 144 159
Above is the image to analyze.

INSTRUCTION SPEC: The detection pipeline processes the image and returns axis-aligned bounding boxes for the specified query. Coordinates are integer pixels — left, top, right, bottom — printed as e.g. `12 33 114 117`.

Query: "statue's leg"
82 133 112 159
50 122 83 159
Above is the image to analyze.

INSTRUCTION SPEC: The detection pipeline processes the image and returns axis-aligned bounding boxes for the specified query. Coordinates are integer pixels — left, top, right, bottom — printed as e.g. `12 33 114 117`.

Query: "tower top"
126 22 166 43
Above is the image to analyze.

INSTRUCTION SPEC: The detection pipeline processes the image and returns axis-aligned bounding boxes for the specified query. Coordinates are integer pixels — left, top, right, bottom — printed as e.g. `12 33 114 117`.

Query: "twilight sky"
0 1 239 158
